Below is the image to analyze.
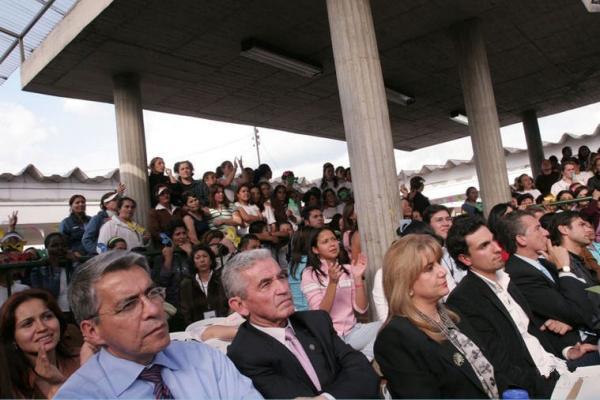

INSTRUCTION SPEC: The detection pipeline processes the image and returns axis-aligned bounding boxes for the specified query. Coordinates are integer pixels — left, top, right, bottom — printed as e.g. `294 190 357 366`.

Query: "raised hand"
328 262 343 284
352 253 367 279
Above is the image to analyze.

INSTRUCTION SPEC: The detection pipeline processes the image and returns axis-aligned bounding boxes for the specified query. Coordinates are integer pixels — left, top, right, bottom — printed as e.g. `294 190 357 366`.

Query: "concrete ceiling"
21 0 600 150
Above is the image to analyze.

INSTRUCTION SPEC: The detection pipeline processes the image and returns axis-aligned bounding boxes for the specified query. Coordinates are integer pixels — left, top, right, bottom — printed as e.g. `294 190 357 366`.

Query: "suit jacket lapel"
243 322 319 392
469 273 520 334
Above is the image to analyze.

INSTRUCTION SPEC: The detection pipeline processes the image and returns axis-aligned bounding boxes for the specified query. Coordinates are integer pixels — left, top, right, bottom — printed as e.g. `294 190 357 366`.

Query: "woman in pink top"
301 227 381 360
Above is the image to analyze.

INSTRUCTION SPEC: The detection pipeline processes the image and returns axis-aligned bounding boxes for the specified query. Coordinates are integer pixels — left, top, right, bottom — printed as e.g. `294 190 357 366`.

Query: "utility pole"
253 126 261 165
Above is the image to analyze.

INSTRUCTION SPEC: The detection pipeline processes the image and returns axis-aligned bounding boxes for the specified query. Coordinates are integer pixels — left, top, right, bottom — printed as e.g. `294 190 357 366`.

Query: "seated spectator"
253 163 272 185
106 237 127 251
59 195 90 257
408 176 431 216
516 174 542 199
315 162 349 192
517 193 535 209
423 204 466 292
288 227 313 312
28 233 75 315
322 188 343 220
235 184 266 236
202 230 235 269
249 221 279 248
217 159 240 202
181 191 210 245
301 227 381 360
179 244 228 327
206 185 242 244
148 185 186 248
225 249 379 399
551 160 577 196
497 211 599 364
82 190 120 255
536 159 561 197
461 187 482 216
301 205 324 229
202 170 217 190
586 156 600 192
446 216 569 397
171 160 209 207
548 211 600 326
0 289 87 398
271 184 294 225
97 197 149 252
302 188 321 209
148 157 176 207
573 185 592 212
54 251 261 399
375 234 499 399
152 220 193 331
238 234 261 252
556 190 576 211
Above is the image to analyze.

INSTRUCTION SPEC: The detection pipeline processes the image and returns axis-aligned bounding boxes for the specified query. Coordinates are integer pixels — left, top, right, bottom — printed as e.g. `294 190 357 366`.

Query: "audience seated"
54 251 261 399
82 190 121 255
375 234 499 399
59 195 90 257
225 249 379 399
97 197 148 252
446 216 569 398
148 185 186 249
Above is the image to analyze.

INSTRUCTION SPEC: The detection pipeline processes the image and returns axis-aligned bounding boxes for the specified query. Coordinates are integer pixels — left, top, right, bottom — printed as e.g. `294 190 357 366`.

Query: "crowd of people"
0 144 599 398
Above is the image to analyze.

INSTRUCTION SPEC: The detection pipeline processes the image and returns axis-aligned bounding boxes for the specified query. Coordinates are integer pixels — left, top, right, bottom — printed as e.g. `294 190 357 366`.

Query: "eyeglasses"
91 286 166 319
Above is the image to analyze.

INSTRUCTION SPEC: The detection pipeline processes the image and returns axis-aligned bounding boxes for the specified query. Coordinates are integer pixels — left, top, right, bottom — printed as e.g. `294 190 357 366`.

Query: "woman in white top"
235 184 264 235
515 174 542 200
97 197 149 252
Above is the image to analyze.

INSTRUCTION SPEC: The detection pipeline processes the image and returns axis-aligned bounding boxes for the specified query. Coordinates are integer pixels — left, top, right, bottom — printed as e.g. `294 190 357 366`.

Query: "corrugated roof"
398 128 600 178
0 164 119 183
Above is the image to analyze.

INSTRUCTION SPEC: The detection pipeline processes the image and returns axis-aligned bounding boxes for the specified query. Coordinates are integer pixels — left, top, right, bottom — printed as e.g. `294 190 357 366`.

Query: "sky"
1 69 600 181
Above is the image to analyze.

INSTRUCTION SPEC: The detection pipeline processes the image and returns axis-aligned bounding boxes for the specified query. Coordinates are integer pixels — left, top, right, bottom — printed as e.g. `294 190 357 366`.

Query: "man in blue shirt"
55 251 261 399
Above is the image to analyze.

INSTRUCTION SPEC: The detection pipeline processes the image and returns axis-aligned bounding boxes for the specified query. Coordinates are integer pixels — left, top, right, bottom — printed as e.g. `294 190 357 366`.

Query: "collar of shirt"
514 254 555 282
155 204 178 214
97 347 180 397
195 271 212 292
471 268 510 293
250 320 292 347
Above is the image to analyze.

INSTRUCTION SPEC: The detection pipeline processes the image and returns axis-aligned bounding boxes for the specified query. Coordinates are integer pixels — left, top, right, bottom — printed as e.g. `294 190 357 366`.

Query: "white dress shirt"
472 269 568 377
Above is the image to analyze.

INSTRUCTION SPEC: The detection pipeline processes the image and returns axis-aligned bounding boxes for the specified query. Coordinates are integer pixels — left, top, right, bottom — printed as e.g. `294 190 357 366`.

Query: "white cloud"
0 102 52 172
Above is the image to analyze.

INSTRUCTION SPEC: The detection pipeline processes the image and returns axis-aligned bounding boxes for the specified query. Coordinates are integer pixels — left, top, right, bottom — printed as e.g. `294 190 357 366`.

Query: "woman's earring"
409 290 414 297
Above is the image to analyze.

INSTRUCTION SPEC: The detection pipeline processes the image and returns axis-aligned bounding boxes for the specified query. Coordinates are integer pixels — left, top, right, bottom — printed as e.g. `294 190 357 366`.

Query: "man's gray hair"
222 248 275 299
68 251 150 323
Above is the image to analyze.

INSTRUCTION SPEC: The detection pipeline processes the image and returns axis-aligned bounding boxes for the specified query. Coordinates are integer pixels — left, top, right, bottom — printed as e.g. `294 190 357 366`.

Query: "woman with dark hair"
0 289 84 398
556 190 576 211
148 156 177 207
207 184 242 236
341 202 360 262
253 163 272 185
179 245 229 326
322 188 342 220
28 233 75 314
375 235 498 399
181 191 210 245
270 184 291 224
301 227 381 360
461 187 482 216
235 184 265 236
58 195 90 257
288 226 314 311
302 189 321 209
316 162 347 192
171 160 209 207
148 184 186 248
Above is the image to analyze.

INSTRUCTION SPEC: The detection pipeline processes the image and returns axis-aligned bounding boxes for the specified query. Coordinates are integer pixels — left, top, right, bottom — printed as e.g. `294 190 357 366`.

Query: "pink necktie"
285 327 322 391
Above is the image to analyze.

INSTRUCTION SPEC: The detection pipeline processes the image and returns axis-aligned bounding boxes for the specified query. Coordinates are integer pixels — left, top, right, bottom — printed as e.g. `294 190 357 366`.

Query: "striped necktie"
138 364 174 399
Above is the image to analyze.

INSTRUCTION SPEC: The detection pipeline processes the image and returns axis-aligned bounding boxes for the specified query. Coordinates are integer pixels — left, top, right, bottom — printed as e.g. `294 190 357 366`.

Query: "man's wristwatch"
559 265 571 273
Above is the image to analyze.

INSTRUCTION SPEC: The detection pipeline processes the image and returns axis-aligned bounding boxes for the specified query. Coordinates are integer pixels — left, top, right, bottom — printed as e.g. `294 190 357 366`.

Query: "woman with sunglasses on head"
148 157 177 207
301 227 381 360
375 234 498 399
0 289 92 398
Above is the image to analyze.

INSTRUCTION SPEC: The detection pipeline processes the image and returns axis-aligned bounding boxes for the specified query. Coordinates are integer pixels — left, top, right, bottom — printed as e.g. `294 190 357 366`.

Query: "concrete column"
522 109 545 178
453 19 510 215
326 0 402 280
113 73 149 227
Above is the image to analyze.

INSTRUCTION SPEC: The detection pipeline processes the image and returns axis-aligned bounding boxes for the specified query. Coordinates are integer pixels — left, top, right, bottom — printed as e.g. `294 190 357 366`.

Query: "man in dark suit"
222 249 379 399
446 215 567 398
497 210 599 363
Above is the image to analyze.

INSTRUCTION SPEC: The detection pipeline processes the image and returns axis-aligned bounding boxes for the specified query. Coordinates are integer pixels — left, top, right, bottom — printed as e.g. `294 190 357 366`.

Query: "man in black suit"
497 210 599 363
223 249 379 399
446 215 567 398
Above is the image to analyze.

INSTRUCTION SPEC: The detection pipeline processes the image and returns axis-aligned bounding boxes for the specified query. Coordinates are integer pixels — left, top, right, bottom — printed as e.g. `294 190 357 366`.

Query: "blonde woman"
374 234 498 399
